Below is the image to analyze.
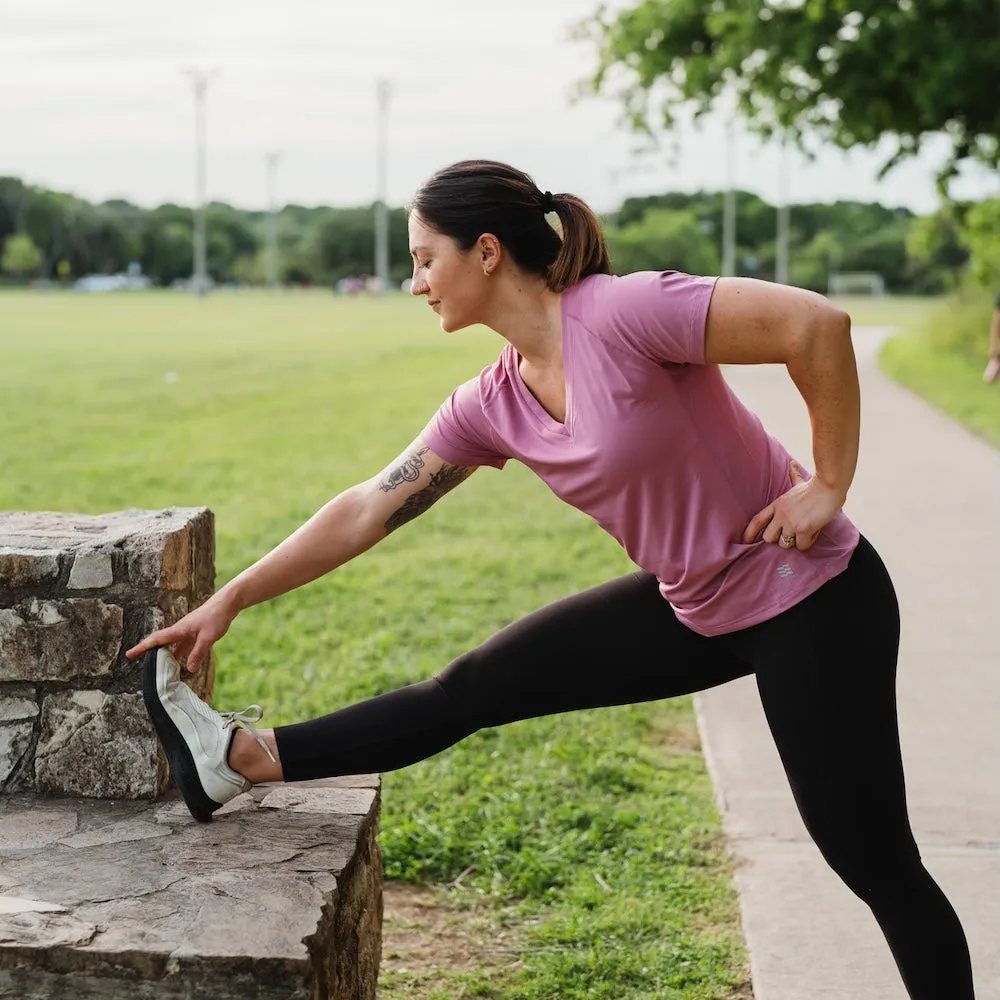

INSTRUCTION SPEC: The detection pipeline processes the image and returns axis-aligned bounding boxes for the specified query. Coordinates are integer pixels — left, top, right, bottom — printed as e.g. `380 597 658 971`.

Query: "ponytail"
547 194 611 292
411 160 611 292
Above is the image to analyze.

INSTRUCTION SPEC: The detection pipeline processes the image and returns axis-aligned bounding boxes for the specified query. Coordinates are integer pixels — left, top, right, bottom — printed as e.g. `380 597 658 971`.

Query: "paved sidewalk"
696 326 1000 999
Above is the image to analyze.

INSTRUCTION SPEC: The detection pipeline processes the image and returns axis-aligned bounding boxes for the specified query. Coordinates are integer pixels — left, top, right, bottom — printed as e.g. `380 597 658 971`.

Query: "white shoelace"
219 706 277 763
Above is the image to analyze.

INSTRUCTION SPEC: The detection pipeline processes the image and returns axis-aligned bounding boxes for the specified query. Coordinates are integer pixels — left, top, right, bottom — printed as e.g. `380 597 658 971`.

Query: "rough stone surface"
34 692 160 800
0 551 59 590
66 554 113 590
0 688 38 788
0 776 382 1000
0 599 123 683
0 507 214 799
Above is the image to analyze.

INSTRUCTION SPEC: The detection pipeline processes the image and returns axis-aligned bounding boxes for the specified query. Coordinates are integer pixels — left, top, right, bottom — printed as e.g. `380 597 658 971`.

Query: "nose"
409 273 428 297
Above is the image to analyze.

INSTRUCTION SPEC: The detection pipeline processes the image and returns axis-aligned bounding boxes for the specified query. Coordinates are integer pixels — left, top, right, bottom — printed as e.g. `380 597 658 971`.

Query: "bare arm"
125 439 475 666
704 277 858 502
985 303 1000 383
220 441 475 614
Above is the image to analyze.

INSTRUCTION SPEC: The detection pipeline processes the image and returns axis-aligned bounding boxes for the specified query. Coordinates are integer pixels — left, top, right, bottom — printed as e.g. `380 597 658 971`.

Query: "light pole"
776 140 791 285
723 118 737 277
374 78 392 292
265 151 281 289
183 68 218 294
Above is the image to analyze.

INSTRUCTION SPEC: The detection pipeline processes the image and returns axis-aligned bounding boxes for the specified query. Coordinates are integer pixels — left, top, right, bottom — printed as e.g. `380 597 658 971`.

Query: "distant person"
984 290 1000 383
128 160 974 999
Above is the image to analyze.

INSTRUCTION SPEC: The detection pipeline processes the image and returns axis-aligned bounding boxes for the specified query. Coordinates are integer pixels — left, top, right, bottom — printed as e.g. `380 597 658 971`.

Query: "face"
408 212 498 332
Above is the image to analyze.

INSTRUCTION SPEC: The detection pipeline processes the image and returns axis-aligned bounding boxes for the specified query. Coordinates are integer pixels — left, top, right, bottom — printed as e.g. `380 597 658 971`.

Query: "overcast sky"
2 0 997 216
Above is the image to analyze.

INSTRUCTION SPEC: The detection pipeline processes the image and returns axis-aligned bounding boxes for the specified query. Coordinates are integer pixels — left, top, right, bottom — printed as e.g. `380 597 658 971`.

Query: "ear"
478 233 502 276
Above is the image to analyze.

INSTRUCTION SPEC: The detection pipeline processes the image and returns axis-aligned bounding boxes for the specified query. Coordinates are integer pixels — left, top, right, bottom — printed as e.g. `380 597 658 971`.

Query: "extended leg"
272 571 751 782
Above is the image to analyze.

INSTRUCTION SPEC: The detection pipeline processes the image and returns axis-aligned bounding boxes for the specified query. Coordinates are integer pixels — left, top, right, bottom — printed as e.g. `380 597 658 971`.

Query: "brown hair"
409 159 610 292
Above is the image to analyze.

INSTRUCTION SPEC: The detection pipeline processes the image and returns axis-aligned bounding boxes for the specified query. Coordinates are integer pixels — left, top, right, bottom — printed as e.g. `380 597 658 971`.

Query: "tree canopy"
579 0 1000 191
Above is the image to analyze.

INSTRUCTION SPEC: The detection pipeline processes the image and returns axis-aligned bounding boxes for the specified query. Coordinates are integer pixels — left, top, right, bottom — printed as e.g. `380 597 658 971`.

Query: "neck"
479 274 563 366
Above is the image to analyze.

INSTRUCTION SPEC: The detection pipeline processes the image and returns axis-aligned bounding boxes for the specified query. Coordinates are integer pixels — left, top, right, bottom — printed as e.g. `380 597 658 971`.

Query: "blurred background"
1 5 998 997
1 0 998 298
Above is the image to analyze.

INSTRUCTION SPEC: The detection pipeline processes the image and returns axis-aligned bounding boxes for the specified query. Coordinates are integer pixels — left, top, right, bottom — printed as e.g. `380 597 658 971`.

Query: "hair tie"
541 190 555 214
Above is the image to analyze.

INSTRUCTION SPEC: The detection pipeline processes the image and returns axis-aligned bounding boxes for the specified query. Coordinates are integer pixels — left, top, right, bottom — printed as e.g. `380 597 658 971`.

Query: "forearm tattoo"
378 448 428 492
383 462 474 534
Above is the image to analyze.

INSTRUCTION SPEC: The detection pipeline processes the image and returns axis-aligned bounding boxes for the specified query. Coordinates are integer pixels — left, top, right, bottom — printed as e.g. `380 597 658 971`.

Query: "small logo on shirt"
777 563 795 579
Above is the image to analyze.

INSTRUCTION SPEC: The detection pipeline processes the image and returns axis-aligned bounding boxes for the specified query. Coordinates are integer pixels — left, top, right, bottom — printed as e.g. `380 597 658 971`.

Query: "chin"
439 313 472 334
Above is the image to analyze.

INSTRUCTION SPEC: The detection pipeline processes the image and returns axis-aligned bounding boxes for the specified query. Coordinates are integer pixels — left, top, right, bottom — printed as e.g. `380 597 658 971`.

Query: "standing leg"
738 538 974 999
274 571 752 781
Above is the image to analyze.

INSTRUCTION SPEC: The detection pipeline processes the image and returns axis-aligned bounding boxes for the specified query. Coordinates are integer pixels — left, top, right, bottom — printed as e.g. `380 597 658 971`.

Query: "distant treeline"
1 175 996 294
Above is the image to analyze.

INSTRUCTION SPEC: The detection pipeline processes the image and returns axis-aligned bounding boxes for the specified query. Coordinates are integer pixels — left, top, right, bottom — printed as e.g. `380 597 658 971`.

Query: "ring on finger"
779 533 796 549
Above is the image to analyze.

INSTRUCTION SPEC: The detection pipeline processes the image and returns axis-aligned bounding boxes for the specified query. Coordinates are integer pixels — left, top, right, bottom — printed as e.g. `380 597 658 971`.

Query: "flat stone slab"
0 776 383 999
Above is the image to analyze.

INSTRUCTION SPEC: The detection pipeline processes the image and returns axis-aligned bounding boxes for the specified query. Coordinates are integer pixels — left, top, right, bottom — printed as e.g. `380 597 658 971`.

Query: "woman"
984 289 1000 383
127 160 974 998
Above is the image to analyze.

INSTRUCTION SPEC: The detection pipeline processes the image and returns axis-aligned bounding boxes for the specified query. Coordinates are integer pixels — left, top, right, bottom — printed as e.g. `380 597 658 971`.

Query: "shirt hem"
668 544 859 637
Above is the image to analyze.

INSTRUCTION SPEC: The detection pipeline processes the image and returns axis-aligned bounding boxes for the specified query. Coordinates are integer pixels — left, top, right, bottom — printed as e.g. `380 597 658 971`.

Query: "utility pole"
265 151 281 289
374 78 392 292
183 68 218 295
722 119 737 277
776 140 791 285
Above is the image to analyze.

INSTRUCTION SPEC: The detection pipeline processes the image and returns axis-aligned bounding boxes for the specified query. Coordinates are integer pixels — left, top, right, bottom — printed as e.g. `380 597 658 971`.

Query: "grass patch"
831 294 942 329
878 292 999 448
0 290 748 998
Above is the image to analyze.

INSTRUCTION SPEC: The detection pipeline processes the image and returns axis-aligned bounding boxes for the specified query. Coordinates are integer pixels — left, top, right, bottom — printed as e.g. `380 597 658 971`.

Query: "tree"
579 0 1000 192
2 233 42 277
959 198 1000 288
607 208 720 276
905 209 969 293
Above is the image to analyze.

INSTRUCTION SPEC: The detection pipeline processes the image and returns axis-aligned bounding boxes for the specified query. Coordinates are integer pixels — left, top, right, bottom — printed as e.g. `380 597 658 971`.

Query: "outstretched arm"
126 439 475 669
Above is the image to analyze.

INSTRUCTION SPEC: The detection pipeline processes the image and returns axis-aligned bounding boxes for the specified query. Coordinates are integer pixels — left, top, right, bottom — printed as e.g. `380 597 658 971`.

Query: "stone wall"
0 509 215 799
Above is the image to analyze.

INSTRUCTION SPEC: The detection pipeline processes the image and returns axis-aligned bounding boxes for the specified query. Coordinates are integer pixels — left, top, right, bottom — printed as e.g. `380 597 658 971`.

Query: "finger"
795 529 819 551
125 627 182 661
186 640 210 674
789 461 806 485
742 504 774 543
762 514 789 545
173 638 195 666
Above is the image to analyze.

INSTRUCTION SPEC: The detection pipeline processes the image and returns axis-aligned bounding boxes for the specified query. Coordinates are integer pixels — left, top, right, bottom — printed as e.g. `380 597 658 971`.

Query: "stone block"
66 553 113 590
0 508 214 598
0 779 382 999
0 690 38 787
34 691 162 800
0 599 123 684
120 508 215 596
0 551 59 590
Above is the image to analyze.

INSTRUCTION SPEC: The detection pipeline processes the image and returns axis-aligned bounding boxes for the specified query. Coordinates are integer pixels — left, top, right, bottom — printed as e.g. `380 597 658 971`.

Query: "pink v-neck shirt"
422 270 860 636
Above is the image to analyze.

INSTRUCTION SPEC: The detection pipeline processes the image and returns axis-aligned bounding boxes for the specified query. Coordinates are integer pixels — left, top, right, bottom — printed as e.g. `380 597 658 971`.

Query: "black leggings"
275 536 973 999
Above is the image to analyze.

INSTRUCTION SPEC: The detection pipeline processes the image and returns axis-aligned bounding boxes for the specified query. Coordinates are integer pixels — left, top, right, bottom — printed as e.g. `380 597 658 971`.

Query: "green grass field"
0 290 749 999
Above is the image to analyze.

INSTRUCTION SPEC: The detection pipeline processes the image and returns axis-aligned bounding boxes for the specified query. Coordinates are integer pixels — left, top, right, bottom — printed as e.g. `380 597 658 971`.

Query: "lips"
429 300 441 311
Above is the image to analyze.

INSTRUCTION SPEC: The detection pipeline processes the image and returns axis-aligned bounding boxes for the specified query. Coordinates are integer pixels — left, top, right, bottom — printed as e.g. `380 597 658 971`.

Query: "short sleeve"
421 376 508 470
593 271 719 365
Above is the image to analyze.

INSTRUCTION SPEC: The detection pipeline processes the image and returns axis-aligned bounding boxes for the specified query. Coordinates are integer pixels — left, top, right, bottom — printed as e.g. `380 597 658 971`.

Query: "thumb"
789 460 806 485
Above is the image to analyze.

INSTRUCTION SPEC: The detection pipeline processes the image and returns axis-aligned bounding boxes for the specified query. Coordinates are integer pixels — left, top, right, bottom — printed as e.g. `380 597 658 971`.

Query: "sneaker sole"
142 648 220 823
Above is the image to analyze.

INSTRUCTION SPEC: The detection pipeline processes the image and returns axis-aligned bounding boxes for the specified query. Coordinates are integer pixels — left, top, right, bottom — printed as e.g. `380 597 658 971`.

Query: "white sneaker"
142 646 276 822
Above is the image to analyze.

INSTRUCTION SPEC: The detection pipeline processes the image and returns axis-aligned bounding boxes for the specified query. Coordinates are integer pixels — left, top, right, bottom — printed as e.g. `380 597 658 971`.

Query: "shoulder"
444 351 518 424
568 270 718 329
564 270 720 365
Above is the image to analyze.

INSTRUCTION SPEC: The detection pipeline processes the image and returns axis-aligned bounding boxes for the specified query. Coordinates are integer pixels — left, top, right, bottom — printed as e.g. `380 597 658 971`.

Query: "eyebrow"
409 245 432 256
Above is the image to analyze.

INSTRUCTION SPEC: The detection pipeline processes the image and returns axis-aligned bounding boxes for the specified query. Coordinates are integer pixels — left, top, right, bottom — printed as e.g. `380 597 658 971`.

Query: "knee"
820 838 926 908
434 650 487 717
435 649 514 729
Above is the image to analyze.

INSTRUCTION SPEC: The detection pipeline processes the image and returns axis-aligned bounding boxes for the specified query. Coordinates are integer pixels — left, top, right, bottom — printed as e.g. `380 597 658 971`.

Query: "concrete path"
696 326 1000 999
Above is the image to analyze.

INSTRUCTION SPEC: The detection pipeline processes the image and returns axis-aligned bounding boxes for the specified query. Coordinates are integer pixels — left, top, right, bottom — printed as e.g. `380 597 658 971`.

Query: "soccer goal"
828 272 886 296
